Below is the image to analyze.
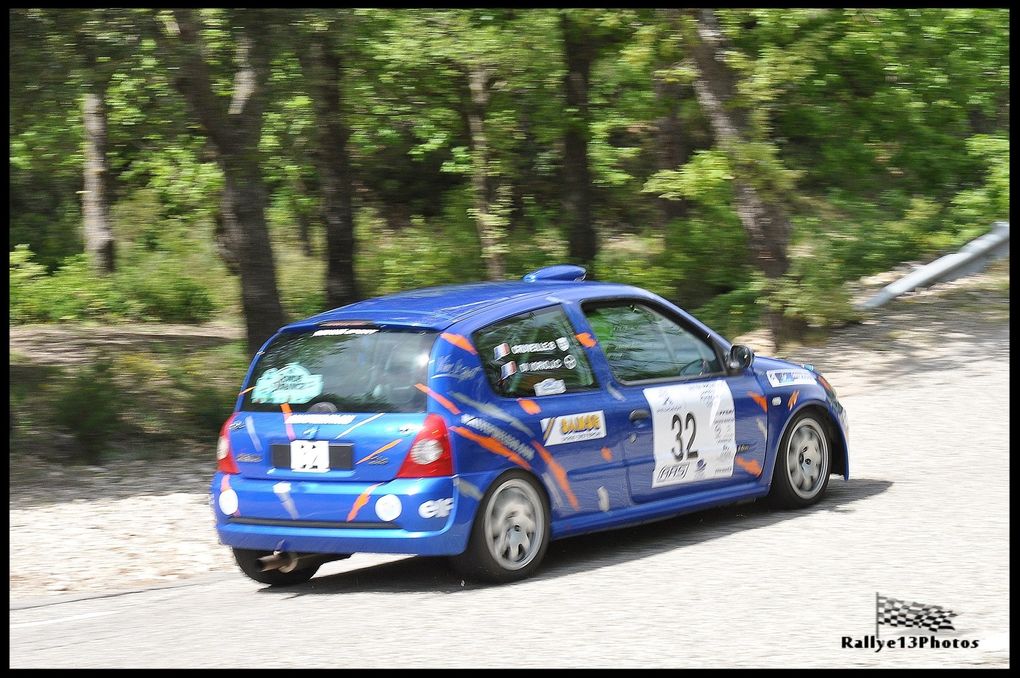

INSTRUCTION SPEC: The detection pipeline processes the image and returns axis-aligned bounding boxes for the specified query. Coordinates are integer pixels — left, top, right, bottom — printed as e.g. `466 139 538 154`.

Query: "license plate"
291 440 329 472
271 442 353 472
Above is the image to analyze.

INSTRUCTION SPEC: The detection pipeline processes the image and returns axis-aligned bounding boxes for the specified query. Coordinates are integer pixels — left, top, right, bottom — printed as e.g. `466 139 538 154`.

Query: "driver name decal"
644 380 736 487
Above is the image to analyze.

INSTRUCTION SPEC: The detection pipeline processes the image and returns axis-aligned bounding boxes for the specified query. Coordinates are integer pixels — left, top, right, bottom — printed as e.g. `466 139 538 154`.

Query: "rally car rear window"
241 328 436 413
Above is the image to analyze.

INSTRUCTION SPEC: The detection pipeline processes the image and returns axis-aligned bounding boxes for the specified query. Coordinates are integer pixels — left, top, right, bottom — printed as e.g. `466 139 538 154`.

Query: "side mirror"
727 344 754 372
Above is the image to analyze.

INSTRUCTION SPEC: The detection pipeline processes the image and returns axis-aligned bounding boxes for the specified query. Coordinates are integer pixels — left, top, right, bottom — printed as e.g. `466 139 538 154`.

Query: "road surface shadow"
264 477 891 598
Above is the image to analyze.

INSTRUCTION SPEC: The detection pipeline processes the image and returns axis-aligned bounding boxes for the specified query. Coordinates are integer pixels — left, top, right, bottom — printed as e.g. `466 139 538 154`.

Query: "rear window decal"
251 363 324 405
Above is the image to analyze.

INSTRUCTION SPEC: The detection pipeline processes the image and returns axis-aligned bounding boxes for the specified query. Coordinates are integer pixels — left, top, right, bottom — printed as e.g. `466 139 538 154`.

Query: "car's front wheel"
231 548 320 587
451 471 550 583
768 412 832 509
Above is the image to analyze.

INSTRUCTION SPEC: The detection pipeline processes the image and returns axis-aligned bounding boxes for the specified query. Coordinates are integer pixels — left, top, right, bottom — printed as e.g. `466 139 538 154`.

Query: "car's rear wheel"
451 470 550 583
232 548 320 587
768 412 832 509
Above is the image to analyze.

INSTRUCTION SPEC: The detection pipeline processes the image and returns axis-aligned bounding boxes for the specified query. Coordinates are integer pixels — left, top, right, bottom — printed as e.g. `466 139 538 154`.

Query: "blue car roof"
284 280 641 332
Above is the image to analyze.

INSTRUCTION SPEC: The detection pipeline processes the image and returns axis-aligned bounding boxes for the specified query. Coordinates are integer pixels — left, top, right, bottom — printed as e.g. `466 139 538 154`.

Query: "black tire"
450 470 551 584
232 548 320 587
768 411 833 509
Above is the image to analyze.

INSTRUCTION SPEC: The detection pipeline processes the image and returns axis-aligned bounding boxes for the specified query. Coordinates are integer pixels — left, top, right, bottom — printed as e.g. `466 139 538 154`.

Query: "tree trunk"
687 8 792 346
155 9 286 355
561 14 598 270
82 82 115 273
220 158 285 352
467 66 505 280
653 74 692 223
297 34 360 309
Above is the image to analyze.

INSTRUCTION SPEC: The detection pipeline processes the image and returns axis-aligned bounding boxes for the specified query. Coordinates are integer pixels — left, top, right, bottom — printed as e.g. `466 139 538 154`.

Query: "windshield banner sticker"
644 380 736 488
312 328 379 336
251 363 324 404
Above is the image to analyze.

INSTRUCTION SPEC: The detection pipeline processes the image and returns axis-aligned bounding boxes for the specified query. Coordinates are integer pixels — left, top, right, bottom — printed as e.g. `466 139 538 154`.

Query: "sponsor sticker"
418 498 454 519
534 378 567 396
555 336 570 352
766 369 817 388
540 410 607 446
563 354 577 370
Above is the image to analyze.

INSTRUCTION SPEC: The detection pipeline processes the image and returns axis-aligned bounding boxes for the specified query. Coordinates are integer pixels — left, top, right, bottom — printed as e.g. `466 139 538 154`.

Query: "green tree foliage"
9 8 1010 340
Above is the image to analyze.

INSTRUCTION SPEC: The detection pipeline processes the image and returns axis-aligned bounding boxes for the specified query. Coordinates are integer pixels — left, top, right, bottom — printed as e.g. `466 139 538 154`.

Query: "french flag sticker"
494 343 511 360
500 361 518 380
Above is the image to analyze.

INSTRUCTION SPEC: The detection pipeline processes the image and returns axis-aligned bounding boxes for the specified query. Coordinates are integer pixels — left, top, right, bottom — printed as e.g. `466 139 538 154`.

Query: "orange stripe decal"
440 332 477 355
601 446 614 462
347 483 383 522
532 441 579 510
748 391 768 413
450 426 532 470
239 386 254 395
357 438 403 465
788 390 800 410
576 332 597 348
518 399 541 415
735 457 763 476
280 403 295 440
415 384 462 414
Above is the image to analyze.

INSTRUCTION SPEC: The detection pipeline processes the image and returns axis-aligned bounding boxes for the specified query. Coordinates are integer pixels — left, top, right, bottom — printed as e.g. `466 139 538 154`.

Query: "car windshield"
241 328 436 413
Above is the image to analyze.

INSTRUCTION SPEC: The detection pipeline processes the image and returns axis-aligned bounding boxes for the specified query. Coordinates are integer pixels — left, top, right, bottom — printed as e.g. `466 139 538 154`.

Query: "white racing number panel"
643 380 737 488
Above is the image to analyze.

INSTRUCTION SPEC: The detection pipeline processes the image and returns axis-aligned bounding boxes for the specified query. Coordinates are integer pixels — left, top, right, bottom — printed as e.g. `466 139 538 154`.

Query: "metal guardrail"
857 221 1010 310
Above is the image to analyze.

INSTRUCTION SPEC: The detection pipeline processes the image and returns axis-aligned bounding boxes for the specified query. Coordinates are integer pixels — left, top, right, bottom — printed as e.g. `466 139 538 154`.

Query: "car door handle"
629 409 651 423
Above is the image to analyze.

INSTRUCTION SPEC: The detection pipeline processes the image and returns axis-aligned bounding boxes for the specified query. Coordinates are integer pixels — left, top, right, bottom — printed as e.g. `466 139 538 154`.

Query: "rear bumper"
212 472 489 556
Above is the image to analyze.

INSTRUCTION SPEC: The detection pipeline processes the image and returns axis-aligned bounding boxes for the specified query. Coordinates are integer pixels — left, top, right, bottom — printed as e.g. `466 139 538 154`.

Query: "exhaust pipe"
257 551 351 573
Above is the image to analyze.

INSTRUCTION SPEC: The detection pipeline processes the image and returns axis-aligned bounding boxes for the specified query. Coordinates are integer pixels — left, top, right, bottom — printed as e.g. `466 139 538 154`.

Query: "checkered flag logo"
877 595 957 633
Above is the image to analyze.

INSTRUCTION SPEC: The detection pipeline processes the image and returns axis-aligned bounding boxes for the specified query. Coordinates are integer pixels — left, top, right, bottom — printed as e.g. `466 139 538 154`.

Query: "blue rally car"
213 265 849 586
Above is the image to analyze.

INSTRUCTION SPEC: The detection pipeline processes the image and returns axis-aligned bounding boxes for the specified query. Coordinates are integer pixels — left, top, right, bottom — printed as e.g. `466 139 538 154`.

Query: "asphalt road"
10 315 1010 668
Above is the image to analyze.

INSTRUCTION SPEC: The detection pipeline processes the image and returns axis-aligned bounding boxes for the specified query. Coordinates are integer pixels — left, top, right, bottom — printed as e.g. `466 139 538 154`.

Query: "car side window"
583 301 723 383
474 306 597 397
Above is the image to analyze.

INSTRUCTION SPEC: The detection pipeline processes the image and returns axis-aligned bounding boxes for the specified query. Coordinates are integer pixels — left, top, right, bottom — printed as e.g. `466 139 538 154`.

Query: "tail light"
217 413 240 474
397 414 453 478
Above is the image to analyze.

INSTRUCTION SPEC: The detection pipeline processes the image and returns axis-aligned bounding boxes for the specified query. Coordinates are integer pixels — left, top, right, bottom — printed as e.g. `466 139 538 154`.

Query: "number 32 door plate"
643 380 737 488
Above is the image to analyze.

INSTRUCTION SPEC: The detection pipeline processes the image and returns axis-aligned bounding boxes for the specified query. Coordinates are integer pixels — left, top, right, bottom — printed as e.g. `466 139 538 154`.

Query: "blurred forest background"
8 9 1010 462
